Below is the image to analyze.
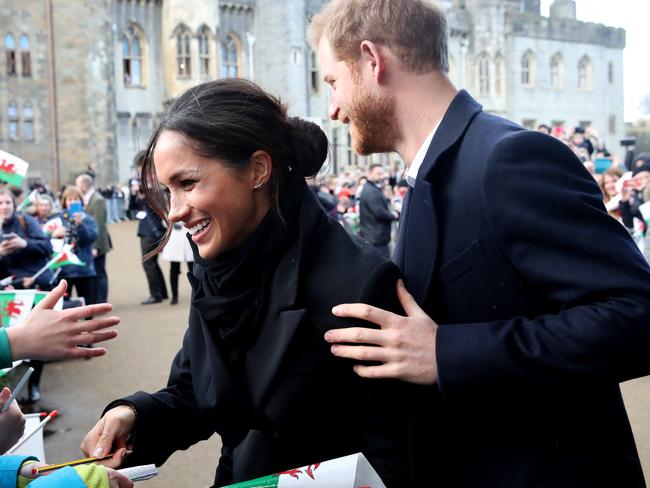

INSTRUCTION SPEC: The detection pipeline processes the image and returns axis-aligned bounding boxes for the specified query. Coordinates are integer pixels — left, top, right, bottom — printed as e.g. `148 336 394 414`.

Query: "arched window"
520 50 536 87
477 53 490 96
176 26 192 77
578 55 592 90
122 24 144 86
22 102 34 141
309 50 319 92
608 62 614 84
5 34 16 76
20 35 31 77
494 54 504 96
198 26 211 77
220 35 238 78
8 102 18 141
550 53 564 89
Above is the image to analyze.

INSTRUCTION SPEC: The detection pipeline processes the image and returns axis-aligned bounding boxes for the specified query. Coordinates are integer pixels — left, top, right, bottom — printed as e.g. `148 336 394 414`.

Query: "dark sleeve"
17 215 52 258
105 325 214 467
619 200 634 228
437 131 650 402
352 261 410 487
624 148 635 171
75 215 98 246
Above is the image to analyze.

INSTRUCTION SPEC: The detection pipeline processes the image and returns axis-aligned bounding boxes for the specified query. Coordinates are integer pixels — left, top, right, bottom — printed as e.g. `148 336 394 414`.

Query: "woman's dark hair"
140 78 329 257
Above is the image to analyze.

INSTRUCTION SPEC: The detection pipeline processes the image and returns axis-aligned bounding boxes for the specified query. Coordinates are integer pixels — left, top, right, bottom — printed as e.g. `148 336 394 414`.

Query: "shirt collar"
82 188 95 206
406 122 439 187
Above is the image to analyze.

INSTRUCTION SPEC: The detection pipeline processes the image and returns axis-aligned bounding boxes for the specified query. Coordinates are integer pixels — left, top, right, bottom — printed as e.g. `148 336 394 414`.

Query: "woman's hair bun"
287 117 329 178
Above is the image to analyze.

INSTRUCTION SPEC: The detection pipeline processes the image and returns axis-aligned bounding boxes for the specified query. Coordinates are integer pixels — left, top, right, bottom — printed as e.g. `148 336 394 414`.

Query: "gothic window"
550 53 564 89
309 50 319 93
176 26 192 78
20 35 31 77
578 55 592 90
8 102 18 141
477 53 490 96
608 62 614 84
122 24 144 86
198 26 211 77
494 54 504 96
22 102 34 141
220 35 238 78
520 50 536 87
5 34 16 76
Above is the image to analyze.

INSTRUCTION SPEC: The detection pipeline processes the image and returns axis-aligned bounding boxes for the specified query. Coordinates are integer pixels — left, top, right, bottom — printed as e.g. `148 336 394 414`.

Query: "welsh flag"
0 290 63 327
0 149 29 187
224 453 386 488
48 244 85 270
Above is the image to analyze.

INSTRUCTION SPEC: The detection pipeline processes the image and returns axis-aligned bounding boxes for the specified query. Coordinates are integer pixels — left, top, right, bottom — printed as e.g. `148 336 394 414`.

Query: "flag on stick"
48 244 85 269
0 149 29 187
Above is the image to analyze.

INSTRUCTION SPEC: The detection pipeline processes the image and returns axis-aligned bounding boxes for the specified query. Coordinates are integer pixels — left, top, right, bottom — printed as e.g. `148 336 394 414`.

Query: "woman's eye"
180 179 196 188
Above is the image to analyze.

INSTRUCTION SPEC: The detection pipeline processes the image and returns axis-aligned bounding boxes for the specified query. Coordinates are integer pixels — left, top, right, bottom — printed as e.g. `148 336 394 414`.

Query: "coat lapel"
398 90 483 305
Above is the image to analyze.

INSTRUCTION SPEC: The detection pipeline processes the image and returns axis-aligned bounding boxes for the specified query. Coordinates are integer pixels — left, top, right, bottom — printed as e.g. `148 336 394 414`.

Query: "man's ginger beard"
345 81 400 156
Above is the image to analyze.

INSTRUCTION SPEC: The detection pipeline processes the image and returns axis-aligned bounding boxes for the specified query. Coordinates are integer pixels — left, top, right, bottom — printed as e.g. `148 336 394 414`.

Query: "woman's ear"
250 150 273 191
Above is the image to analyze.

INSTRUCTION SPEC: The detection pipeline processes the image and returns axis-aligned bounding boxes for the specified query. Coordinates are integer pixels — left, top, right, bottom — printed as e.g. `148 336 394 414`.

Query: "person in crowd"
0 279 127 488
159 222 193 305
76 174 113 304
133 157 168 305
537 123 550 135
0 188 56 404
49 187 98 305
311 1 650 486
33 194 57 228
600 166 623 218
621 155 650 262
80 79 410 487
358 164 397 258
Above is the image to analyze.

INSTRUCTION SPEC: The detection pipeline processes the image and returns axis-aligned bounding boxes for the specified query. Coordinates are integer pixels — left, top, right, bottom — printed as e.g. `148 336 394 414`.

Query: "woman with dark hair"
81 79 410 487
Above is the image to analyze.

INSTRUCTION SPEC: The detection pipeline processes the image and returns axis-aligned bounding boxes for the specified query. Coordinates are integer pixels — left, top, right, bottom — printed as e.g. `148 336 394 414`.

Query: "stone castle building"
0 0 625 188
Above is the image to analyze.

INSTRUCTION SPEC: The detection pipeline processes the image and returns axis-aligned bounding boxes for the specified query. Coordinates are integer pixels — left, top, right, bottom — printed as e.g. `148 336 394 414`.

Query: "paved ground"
37 220 650 487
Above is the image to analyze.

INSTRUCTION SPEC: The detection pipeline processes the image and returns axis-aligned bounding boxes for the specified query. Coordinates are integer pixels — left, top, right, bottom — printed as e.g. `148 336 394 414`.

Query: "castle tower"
550 0 577 20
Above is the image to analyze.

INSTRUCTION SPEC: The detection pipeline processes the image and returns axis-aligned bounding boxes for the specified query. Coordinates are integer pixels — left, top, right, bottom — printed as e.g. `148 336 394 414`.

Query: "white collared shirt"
405 123 440 187
82 188 95 206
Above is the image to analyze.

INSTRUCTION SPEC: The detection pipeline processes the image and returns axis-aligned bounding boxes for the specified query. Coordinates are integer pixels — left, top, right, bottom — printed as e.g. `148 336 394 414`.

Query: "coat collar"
395 90 482 304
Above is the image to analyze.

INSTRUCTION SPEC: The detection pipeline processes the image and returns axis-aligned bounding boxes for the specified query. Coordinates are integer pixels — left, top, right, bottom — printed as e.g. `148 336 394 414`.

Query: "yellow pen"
33 452 118 475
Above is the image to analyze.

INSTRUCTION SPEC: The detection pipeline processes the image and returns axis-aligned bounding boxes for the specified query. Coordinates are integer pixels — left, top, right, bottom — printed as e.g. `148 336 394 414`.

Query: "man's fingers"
330 344 392 363
65 303 114 321
396 279 425 317
33 280 67 311
74 330 118 345
72 346 108 359
324 327 385 345
331 303 397 328
352 363 402 380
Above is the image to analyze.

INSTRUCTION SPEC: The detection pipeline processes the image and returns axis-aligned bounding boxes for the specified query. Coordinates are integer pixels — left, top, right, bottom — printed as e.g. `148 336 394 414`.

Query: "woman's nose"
168 197 189 223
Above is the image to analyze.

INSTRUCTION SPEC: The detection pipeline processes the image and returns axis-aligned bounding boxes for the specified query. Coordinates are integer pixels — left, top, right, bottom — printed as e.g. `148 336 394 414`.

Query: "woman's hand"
0 387 26 454
5 280 120 361
106 467 135 488
50 226 67 239
80 406 136 468
73 212 84 226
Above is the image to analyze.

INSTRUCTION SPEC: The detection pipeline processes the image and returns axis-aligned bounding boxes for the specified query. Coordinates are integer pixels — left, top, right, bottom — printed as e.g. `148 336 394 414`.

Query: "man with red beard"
310 1 650 487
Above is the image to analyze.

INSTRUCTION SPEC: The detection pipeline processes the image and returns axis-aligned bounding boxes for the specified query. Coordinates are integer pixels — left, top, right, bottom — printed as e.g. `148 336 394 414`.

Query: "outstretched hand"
5 280 121 361
325 279 438 385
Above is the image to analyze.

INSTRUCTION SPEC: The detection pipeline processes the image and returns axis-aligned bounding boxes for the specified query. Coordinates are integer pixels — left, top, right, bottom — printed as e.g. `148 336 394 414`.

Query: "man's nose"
329 102 340 121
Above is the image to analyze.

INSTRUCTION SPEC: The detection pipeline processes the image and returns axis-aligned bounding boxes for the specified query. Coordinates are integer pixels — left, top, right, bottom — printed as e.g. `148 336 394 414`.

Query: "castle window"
520 50 536 87
20 35 31 77
578 56 592 90
198 27 211 77
477 53 490 96
22 102 34 141
309 50 319 93
550 53 564 89
122 24 145 86
608 62 614 84
176 27 192 78
494 54 504 96
5 34 16 76
8 102 18 141
220 35 238 78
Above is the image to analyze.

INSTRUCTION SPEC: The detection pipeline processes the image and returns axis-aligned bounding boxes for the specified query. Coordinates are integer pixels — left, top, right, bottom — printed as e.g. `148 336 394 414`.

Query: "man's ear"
250 150 273 189
359 40 385 83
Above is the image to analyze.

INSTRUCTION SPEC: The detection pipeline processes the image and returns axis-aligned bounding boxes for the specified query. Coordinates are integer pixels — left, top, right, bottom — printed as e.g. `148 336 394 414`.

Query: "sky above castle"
540 0 648 122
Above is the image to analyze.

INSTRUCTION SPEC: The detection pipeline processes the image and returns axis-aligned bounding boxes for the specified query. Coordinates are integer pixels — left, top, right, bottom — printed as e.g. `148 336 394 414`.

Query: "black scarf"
190 179 302 351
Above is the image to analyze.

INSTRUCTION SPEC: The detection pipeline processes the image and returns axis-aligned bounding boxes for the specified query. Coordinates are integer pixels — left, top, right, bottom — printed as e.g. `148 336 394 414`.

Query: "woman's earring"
254 180 266 191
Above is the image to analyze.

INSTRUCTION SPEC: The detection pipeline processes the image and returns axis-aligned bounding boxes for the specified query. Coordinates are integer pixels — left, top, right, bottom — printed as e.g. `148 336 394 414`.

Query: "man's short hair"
76 173 94 188
310 0 448 74
368 163 385 173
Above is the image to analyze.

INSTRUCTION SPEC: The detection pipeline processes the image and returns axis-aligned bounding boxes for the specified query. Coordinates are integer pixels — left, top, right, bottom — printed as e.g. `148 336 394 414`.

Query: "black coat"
395 90 650 487
113 186 410 487
359 182 394 246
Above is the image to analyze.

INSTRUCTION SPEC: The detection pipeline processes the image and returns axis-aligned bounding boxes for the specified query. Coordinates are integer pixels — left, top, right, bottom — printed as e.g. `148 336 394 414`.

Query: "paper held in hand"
118 464 159 482
224 452 386 488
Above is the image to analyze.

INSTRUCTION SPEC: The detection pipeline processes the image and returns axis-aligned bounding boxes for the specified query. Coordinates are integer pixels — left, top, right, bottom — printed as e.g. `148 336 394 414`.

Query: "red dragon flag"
0 149 29 187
